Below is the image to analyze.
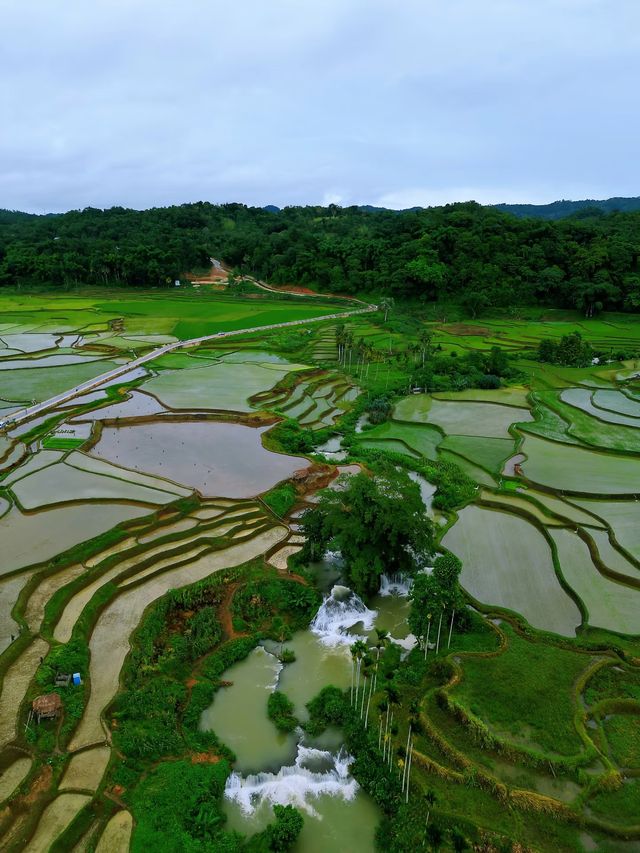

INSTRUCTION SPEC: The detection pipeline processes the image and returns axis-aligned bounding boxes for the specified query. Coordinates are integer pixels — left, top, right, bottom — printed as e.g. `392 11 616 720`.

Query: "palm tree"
335 324 346 363
418 329 433 366
350 639 368 708
424 788 437 830
373 629 389 691
425 823 443 851
379 296 395 323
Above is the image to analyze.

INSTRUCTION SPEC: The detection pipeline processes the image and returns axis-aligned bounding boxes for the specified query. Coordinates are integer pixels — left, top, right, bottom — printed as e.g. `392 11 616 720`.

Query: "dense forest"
1 202 640 314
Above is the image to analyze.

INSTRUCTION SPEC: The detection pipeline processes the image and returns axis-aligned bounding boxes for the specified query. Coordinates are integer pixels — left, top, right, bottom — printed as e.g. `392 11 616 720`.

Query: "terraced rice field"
89 421 306 497
442 505 581 636
1 296 639 850
551 529 640 634
354 420 442 459
258 369 358 429
571 499 640 560
520 434 640 494
398 397 531 438
144 359 310 412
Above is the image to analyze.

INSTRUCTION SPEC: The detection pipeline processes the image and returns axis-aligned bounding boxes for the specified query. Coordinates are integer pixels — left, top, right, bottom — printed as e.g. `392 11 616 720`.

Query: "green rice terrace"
0 290 639 852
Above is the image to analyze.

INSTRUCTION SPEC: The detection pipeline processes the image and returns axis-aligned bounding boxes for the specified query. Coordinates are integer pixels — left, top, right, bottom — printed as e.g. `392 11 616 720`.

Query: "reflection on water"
89 421 306 497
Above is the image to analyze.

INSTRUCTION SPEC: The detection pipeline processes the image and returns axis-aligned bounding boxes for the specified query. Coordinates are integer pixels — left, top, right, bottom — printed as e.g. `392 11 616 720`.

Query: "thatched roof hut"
32 693 62 722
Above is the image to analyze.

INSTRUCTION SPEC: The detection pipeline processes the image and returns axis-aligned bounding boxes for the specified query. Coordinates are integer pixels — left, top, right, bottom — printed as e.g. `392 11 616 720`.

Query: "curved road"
1 304 377 430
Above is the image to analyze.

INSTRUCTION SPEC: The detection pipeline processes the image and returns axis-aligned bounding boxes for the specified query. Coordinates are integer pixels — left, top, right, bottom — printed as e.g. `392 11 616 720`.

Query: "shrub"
267 691 299 733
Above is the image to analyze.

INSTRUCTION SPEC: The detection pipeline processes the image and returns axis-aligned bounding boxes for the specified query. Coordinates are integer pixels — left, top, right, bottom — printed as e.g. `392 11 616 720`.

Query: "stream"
199 567 415 852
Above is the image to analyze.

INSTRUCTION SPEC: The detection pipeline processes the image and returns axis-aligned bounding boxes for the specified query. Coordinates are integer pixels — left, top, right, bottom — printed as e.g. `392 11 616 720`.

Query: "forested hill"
1 201 640 315
493 196 640 220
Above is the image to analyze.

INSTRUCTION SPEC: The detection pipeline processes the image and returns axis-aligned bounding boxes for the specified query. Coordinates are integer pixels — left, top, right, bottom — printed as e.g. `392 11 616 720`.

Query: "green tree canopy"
301 469 434 597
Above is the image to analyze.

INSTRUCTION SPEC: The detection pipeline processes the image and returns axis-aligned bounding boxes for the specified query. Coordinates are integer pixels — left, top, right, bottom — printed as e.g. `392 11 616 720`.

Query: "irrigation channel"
1 304 376 430
199 558 417 853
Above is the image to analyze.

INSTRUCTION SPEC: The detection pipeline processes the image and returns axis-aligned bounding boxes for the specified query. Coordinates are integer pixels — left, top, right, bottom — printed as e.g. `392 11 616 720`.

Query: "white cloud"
0 0 639 211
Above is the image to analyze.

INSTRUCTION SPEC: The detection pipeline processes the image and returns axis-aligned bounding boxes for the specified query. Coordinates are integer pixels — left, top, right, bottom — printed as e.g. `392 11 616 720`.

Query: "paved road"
1 304 376 430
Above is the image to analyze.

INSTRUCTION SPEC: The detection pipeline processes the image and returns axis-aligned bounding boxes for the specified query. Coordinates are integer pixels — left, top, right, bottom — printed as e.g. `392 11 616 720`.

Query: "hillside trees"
2 201 640 312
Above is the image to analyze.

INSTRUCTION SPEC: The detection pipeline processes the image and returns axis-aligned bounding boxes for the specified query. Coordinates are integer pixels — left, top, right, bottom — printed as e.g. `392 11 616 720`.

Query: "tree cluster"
301 469 434 596
2 202 640 315
410 345 515 393
537 332 595 367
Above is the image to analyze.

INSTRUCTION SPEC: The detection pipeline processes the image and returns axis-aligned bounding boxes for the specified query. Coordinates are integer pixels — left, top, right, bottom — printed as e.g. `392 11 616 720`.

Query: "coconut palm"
380 296 395 323
418 329 433 365
350 639 368 708
335 324 346 363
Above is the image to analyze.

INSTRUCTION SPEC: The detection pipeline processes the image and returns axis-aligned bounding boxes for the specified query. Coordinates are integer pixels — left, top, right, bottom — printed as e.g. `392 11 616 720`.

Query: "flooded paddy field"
0 296 639 851
89 421 307 497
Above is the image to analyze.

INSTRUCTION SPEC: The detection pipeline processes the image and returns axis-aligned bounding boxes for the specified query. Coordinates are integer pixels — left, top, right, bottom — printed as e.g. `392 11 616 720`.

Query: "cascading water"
378 572 412 597
374 574 418 652
225 745 358 818
310 584 377 646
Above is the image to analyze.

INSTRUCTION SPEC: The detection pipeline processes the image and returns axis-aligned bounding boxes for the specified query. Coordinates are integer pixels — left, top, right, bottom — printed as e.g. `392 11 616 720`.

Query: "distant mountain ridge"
263 196 640 220
493 196 640 220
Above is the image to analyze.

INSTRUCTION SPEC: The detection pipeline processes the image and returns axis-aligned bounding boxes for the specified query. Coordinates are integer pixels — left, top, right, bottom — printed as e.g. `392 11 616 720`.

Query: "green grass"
354 420 442 459
356 438 421 458
451 624 590 756
587 778 640 826
603 715 640 768
41 437 86 451
262 483 297 517
440 435 515 473
584 665 640 706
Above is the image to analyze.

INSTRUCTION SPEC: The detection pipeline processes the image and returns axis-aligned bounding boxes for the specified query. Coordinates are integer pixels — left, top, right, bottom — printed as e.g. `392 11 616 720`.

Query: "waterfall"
378 573 412 597
225 745 358 818
310 585 377 646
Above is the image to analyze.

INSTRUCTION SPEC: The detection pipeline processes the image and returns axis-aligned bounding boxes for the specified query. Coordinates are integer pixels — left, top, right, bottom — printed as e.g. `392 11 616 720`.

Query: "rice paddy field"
0 292 639 851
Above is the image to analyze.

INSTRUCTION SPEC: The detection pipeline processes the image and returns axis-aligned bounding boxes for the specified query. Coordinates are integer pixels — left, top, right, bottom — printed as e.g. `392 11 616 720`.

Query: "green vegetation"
267 691 299 733
450 624 589 755
2 282 640 853
105 561 313 851
262 483 297 518
301 469 434 596
5 203 640 320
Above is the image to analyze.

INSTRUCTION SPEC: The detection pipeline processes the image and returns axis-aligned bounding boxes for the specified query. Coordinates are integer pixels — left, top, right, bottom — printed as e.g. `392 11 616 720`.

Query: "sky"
1 0 639 213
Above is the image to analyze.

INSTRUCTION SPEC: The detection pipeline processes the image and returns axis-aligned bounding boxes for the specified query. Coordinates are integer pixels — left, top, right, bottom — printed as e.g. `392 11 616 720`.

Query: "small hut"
32 693 62 724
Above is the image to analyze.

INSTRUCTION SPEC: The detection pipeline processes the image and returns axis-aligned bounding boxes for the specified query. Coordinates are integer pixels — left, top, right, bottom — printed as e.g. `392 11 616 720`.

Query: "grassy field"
451 624 591 756
354 420 442 459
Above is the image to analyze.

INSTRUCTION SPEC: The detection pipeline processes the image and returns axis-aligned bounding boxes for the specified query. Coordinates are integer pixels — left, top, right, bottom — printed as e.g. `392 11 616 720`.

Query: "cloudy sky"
1 0 638 212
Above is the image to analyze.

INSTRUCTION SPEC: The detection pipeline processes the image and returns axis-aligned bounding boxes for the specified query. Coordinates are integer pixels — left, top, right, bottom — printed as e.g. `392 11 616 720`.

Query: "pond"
88 421 307 497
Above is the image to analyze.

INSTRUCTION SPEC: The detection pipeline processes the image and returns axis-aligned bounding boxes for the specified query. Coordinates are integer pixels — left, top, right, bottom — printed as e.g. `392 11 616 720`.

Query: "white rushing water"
378 572 412 597
225 745 358 818
310 584 377 646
